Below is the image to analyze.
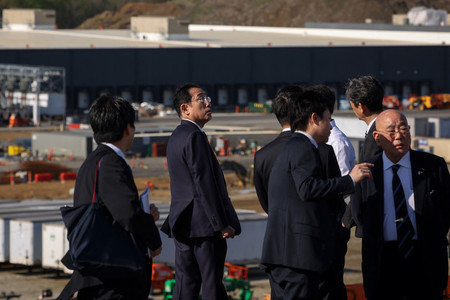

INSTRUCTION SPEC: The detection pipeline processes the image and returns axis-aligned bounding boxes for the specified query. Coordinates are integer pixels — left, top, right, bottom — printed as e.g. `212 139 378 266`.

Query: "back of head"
306 85 335 114
345 75 384 114
89 94 135 144
173 83 201 117
272 85 303 127
289 89 328 132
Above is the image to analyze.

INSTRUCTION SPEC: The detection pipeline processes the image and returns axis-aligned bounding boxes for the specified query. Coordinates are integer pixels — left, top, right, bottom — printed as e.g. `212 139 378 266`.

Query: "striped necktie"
391 164 414 259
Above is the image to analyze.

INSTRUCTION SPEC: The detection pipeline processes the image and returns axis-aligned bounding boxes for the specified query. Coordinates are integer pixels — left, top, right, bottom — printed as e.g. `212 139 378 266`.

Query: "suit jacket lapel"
368 155 385 234
410 150 426 215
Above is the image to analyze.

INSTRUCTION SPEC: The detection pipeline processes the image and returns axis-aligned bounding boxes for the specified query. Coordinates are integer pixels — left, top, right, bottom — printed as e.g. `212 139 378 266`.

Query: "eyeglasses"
196 96 211 104
376 125 410 137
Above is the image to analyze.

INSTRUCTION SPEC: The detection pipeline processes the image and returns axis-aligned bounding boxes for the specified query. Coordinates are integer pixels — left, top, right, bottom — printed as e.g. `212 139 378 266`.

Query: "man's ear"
311 112 320 125
180 103 190 117
373 131 381 146
360 103 369 115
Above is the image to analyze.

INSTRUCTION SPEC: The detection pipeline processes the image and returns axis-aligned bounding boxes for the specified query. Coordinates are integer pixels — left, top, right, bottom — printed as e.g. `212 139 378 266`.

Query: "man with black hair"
161 83 241 300
261 89 373 298
308 85 354 300
344 75 384 233
58 94 162 300
346 75 384 162
254 85 303 214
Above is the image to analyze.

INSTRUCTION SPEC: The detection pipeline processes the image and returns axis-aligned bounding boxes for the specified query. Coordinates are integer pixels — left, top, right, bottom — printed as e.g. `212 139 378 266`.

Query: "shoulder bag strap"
91 157 104 204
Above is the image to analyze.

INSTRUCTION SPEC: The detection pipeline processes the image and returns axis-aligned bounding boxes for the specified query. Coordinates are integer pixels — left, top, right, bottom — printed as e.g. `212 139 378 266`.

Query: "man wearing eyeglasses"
350 109 450 299
161 83 241 300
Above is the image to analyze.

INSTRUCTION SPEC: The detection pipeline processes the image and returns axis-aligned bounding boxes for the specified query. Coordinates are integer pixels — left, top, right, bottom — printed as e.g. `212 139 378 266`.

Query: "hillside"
77 0 450 29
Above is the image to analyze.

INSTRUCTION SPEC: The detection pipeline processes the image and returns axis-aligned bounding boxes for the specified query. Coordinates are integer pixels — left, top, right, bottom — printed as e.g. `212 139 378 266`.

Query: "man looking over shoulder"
161 83 241 300
351 109 450 299
344 75 384 231
346 75 384 162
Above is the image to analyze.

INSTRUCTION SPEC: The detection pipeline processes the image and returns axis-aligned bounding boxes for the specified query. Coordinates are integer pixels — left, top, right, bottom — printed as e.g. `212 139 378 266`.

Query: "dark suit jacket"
351 150 450 298
343 121 383 231
59 144 161 300
318 143 346 217
261 133 355 273
161 120 241 239
254 131 292 213
359 121 382 162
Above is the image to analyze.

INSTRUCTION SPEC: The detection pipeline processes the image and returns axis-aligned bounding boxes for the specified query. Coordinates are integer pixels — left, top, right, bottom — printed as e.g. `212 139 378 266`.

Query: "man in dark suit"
343 75 384 231
254 85 303 214
58 94 162 300
261 89 373 299
351 109 450 299
161 83 241 300
345 75 384 162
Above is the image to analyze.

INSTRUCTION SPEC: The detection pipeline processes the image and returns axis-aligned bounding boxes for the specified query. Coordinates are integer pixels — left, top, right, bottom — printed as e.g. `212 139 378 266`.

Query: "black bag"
60 157 146 280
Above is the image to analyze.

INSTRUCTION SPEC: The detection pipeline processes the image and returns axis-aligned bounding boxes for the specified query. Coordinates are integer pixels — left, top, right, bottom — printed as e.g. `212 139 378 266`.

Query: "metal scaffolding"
0 63 65 126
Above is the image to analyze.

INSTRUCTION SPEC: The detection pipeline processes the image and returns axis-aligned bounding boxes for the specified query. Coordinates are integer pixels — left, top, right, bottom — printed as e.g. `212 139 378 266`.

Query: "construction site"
1 5 450 300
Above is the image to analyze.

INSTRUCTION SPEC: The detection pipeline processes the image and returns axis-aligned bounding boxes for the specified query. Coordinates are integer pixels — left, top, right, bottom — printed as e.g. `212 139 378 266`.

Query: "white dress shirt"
295 130 318 148
102 142 128 164
327 120 356 176
382 151 418 241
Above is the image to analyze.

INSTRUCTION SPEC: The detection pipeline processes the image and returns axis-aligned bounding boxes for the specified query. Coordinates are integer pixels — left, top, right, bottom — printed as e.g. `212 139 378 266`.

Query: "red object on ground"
34 173 52 182
152 263 174 291
224 262 248 280
60 172 77 182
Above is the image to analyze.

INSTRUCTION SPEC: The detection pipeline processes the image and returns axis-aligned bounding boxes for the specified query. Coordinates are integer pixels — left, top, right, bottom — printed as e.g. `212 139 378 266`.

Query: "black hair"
173 83 202 117
345 75 384 113
272 85 303 126
289 89 328 132
307 85 336 115
89 94 135 144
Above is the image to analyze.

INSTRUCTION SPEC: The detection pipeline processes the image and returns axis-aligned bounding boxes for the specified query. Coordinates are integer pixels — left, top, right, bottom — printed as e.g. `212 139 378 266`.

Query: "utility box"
131 16 189 41
2 9 56 30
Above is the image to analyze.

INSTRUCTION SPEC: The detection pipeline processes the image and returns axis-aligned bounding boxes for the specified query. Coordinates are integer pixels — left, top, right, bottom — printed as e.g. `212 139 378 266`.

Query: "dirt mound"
77 0 450 29
77 2 185 29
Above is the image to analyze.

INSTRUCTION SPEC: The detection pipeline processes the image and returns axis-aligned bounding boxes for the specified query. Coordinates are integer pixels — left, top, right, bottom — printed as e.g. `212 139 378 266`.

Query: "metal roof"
1 23 448 50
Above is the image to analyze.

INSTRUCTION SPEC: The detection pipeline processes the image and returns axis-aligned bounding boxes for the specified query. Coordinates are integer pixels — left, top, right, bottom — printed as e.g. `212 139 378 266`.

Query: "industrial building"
1 10 450 115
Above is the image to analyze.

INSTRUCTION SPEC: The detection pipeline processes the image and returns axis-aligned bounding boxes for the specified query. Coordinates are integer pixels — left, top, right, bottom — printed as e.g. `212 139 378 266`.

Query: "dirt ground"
0 163 448 299
0 169 360 300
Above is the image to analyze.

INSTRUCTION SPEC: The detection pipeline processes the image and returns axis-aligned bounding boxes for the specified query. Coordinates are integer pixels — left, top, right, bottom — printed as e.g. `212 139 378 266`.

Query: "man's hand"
349 162 374 183
150 204 160 222
151 247 162 257
220 226 236 239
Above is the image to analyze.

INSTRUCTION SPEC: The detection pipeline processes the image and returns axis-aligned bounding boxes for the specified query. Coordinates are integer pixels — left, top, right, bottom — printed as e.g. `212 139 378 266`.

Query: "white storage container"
42 222 70 272
0 210 61 263
9 213 63 266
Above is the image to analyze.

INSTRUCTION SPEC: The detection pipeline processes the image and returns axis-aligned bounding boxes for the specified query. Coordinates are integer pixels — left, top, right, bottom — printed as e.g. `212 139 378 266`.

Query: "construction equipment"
408 94 444 110
152 263 174 292
382 95 403 110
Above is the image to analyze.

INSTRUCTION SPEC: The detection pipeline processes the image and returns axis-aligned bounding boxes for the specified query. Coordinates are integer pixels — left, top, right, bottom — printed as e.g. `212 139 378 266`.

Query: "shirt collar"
102 142 127 164
295 130 318 148
367 117 377 134
282 127 291 132
382 151 411 171
182 118 204 132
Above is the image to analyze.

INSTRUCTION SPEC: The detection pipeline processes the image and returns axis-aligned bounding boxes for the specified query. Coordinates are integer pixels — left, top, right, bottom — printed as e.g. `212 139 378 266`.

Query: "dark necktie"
391 164 414 259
